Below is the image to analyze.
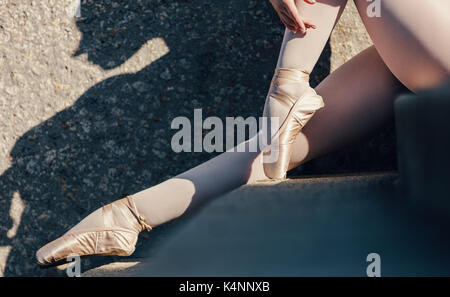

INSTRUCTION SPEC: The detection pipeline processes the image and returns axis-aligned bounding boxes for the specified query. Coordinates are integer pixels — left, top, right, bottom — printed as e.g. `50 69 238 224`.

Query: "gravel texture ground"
0 0 396 276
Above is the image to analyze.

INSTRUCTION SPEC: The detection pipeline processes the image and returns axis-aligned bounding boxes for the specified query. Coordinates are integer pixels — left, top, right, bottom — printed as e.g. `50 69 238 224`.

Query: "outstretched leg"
354 0 450 92
37 43 406 266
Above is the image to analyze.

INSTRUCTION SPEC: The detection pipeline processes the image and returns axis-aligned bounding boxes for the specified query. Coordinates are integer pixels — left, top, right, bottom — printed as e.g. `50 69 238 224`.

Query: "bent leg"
290 45 407 167
354 0 450 92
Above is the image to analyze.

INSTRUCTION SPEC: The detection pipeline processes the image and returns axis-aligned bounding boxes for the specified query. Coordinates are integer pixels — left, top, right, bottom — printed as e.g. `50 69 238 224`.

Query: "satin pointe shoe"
36 195 152 266
263 68 324 180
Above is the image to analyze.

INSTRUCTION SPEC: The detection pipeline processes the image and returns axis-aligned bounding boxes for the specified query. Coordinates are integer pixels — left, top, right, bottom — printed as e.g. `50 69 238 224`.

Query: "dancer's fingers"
279 10 298 32
286 0 307 33
303 19 316 29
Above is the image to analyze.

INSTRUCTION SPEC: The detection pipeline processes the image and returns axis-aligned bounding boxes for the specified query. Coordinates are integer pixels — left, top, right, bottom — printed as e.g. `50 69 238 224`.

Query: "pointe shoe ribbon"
263 68 324 180
36 196 151 266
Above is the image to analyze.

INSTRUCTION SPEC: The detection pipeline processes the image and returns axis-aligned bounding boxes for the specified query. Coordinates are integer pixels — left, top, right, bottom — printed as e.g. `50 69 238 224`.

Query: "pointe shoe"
263 68 324 180
36 196 152 266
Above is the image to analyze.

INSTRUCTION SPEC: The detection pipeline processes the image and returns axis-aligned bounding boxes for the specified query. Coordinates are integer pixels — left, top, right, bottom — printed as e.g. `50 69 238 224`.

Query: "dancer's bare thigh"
355 0 450 91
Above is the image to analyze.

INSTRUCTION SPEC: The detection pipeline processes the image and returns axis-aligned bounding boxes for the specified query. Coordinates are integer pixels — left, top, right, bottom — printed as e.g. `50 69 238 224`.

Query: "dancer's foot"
36 196 151 266
263 68 324 180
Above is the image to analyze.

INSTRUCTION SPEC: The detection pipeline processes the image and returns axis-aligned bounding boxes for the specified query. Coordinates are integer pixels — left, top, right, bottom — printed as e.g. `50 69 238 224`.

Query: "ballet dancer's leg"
354 0 450 92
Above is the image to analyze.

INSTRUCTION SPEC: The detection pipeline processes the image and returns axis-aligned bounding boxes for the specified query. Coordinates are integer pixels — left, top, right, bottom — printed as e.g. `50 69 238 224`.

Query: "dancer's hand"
269 0 317 34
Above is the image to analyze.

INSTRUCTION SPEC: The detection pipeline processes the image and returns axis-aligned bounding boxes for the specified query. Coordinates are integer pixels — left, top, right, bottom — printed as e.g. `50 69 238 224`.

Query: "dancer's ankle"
271 68 311 100
263 68 312 134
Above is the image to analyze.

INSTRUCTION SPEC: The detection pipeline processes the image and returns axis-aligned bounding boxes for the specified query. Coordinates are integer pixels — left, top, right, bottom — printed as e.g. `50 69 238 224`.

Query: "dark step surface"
395 84 450 213
83 172 450 277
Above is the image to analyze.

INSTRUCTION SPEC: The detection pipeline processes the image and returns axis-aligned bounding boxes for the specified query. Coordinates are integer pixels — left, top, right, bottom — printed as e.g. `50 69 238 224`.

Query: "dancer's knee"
394 66 449 93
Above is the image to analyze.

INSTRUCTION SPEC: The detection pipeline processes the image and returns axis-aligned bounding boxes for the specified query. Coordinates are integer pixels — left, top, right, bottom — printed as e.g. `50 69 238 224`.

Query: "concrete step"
83 172 450 277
